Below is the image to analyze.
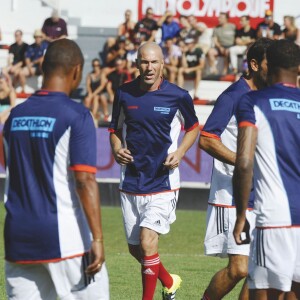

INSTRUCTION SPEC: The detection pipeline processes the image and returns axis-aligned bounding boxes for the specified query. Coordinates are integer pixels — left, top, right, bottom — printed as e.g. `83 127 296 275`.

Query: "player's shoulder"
162 80 191 98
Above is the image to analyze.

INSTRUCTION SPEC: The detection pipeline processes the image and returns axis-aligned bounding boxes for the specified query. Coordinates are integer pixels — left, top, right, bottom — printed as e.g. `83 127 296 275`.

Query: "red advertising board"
138 0 274 28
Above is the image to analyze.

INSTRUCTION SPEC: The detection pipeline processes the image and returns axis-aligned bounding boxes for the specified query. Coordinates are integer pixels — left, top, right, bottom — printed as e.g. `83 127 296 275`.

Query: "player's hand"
164 151 182 170
86 240 105 276
114 148 134 165
233 215 250 245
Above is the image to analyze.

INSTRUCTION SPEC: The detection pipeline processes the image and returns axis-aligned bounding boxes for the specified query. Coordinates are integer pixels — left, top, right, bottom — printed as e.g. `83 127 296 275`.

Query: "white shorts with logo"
6 254 109 300
248 227 300 292
120 190 179 245
204 204 256 258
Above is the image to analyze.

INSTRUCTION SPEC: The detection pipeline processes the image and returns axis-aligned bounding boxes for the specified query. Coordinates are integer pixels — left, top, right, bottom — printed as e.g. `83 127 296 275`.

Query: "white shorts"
204 204 255 258
6 254 109 300
120 190 179 245
248 227 300 292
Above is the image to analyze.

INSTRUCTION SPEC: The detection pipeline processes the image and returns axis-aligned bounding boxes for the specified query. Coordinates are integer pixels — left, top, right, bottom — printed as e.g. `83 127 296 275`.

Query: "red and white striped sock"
141 253 160 300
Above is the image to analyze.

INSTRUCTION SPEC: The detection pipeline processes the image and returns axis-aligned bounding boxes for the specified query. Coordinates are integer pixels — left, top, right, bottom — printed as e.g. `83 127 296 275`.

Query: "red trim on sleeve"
200 131 221 140
69 165 97 174
238 121 256 128
108 128 115 133
185 122 199 132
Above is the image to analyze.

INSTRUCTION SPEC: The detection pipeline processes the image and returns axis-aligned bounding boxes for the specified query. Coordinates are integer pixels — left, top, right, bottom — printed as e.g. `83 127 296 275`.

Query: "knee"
228 264 248 281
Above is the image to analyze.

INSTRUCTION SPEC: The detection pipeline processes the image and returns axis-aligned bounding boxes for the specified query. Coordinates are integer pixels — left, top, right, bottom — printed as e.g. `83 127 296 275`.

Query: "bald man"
3 39 109 300
109 42 199 300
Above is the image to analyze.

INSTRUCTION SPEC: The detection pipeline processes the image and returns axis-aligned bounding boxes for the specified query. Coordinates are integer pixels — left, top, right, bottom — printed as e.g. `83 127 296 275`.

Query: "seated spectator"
105 35 128 72
107 58 131 103
157 10 180 44
178 15 201 44
134 7 158 42
281 15 299 42
207 12 236 75
229 15 256 74
178 38 205 99
17 29 48 92
118 9 136 43
256 10 281 40
42 9 68 42
187 15 211 53
84 59 109 124
162 37 182 83
126 39 140 79
0 72 16 124
4 30 28 86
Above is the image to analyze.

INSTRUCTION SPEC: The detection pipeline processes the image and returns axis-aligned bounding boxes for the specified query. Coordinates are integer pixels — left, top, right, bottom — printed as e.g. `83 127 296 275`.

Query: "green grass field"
0 202 243 299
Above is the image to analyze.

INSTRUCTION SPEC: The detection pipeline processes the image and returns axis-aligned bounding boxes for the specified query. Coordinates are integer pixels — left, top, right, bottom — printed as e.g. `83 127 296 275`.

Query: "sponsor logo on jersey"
154 107 170 114
128 105 139 110
270 99 300 113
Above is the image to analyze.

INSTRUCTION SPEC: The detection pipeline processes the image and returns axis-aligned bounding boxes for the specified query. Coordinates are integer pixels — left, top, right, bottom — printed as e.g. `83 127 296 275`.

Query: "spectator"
178 38 205 99
84 58 110 124
281 15 299 42
207 12 236 75
42 9 68 42
126 39 140 79
118 9 136 43
106 58 131 103
229 15 256 74
178 15 201 44
105 35 128 71
188 15 211 53
256 10 281 40
17 29 48 92
157 10 180 44
0 72 16 124
4 30 28 86
162 37 182 83
134 7 158 42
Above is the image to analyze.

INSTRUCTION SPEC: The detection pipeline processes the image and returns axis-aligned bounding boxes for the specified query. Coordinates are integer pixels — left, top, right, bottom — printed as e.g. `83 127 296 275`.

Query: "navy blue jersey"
4 90 96 263
237 83 300 227
109 78 198 194
201 77 255 208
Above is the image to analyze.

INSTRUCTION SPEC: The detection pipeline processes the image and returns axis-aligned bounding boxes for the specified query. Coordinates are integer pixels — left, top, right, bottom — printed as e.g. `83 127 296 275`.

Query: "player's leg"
194 69 202 99
47 253 109 300
202 254 248 299
5 261 57 300
250 288 285 300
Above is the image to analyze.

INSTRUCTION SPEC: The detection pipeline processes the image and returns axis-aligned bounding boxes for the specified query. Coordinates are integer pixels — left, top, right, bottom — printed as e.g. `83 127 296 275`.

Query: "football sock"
202 290 211 300
141 253 160 300
158 262 173 289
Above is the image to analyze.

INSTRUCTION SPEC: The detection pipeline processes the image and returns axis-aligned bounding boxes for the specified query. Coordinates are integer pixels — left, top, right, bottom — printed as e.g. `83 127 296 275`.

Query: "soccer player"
3 39 109 300
109 42 199 300
233 39 300 300
199 38 273 300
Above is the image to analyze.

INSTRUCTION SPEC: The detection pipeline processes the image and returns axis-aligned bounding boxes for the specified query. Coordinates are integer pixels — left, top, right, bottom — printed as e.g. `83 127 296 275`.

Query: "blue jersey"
3 90 97 263
201 77 254 208
109 78 198 194
25 41 49 62
237 83 300 227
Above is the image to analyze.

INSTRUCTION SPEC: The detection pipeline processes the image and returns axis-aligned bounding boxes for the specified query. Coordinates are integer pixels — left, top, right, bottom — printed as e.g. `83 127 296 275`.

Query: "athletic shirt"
237 83 300 227
201 77 254 208
109 77 199 194
3 90 97 263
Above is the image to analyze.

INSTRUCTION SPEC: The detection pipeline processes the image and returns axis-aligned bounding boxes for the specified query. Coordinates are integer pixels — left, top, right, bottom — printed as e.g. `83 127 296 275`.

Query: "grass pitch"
0 202 243 299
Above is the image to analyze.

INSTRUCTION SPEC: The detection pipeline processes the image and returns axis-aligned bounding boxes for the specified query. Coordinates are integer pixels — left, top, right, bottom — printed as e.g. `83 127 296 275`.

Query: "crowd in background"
1 7 300 126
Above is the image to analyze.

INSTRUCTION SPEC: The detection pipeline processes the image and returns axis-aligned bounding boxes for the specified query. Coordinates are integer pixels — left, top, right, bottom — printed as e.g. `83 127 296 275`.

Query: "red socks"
158 262 173 289
141 253 160 300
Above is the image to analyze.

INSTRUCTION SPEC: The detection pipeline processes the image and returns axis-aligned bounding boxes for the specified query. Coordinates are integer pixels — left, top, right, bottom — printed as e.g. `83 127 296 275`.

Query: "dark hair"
220 12 229 19
91 58 100 66
267 39 300 73
241 15 250 21
246 38 274 78
42 39 84 76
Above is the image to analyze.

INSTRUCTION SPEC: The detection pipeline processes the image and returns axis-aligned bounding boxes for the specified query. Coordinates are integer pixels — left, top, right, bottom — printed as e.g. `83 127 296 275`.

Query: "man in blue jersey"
233 40 300 300
109 42 199 300
199 38 273 300
3 39 109 300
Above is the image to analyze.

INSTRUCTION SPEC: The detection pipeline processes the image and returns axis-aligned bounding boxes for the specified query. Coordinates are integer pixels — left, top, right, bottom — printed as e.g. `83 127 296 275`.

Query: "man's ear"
250 59 259 72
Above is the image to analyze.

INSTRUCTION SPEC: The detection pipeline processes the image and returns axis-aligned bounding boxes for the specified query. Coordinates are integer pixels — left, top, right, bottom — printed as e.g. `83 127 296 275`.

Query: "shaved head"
42 39 84 78
136 42 164 91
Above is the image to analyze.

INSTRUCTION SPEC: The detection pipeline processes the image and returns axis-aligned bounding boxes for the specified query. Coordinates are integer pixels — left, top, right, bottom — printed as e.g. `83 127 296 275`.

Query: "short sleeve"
237 94 256 128
108 88 124 133
178 91 199 131
69 110 97 173
201 93 234 139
